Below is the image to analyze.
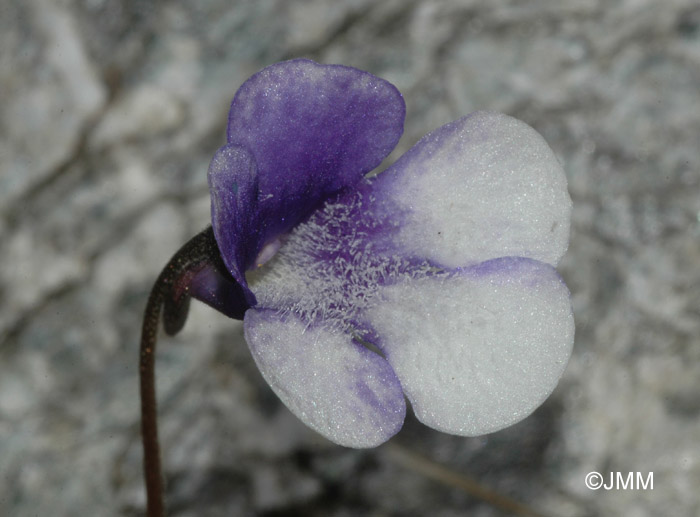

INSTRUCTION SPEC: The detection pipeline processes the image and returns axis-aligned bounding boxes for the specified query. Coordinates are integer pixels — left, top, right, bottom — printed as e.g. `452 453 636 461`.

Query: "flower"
188 59 574 448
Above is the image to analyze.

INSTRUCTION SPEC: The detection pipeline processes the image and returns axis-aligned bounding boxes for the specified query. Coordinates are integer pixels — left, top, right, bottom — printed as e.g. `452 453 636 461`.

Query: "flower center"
246 190 441 334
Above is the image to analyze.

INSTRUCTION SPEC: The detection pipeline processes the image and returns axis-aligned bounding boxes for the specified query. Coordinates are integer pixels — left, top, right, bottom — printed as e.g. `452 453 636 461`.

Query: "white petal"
365 257 574 436
371 111 572 267
244 308 406 448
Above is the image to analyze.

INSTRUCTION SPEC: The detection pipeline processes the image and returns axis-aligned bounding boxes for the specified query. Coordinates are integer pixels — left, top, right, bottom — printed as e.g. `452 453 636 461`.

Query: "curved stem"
139 226 223 517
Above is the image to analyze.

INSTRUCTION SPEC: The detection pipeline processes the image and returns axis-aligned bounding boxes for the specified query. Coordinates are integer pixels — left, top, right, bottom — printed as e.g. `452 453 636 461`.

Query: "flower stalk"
139 226 227 517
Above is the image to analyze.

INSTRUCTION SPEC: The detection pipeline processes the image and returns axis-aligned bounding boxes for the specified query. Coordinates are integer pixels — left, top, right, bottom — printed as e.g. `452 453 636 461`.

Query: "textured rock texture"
2 0 699 515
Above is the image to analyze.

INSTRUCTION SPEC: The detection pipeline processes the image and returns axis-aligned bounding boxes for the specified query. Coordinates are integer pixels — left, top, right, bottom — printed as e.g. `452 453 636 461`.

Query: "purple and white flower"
187 59 574 448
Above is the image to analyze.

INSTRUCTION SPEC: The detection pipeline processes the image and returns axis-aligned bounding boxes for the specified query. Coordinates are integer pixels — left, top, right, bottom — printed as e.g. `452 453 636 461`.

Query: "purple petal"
208 144 258 306
226 59 405 244
364 111 572 268
364 257 574 436
243 308 406 448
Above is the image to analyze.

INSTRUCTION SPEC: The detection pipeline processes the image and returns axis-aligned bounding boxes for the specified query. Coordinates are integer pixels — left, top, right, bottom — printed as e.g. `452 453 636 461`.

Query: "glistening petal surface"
243 308 406 448
367 111 572 268
366 257 574 436
226 59 405 243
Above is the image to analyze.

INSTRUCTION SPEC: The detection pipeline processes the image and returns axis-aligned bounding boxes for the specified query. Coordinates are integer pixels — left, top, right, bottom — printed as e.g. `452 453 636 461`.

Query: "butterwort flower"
140 58 574 514
174 58 575 448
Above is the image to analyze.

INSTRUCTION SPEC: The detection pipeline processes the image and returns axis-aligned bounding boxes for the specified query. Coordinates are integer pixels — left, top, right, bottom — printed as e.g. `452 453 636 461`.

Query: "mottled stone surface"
2 1 699 516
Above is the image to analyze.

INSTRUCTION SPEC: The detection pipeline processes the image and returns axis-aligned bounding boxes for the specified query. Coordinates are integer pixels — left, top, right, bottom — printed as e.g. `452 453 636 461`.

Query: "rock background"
2 0 699 515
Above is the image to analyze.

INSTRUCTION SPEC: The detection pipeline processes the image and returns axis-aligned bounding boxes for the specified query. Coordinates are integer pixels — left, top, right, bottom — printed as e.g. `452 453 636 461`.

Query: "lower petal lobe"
365 257 574 436
243 308 406 448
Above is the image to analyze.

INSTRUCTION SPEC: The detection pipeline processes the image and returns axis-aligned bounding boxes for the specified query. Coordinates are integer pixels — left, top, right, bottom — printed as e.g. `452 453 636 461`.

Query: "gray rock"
2 0 699 515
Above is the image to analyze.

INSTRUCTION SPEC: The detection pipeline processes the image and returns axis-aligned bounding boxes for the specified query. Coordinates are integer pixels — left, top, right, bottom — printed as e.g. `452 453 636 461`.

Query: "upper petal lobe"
226 59 406 244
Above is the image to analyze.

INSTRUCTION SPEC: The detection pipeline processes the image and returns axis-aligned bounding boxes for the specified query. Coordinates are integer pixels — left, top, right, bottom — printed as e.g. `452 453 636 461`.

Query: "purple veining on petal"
243 308 406 448
351 370 404 417
454 256 572 292
459 256 545 279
